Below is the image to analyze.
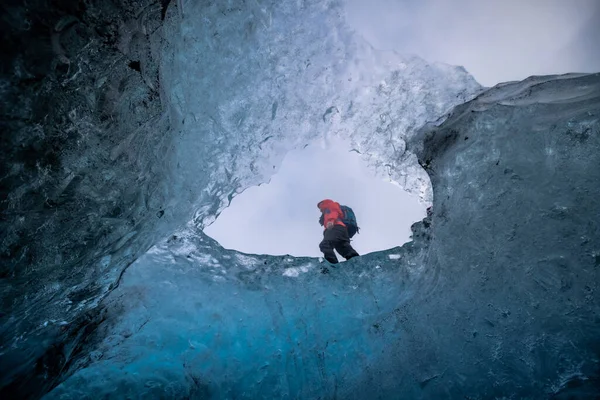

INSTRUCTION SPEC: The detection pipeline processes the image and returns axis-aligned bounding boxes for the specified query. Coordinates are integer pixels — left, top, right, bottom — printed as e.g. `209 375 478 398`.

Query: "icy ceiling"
1 0 599 398
160 0 481 228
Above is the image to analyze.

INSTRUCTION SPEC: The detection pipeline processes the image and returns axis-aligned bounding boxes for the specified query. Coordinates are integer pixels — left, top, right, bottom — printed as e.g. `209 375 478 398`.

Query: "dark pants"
319 225 359 264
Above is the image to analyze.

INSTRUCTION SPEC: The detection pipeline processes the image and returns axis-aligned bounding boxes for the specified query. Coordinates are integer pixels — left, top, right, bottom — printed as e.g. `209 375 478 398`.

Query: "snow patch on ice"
282 263 314 277
234 253 259 268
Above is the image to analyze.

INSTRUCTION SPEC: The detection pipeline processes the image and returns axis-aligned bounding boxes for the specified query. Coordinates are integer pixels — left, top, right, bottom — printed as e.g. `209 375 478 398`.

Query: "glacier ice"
44 73 600 399
1 0 478 393
44 226 430 399
160 0 481 229
45 74 600 399
1 0 599 398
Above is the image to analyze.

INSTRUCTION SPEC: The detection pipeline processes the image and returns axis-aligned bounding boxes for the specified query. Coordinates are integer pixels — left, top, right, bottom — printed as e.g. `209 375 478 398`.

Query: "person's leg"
331 225 359 260
338 241 359 260
319 232 339 264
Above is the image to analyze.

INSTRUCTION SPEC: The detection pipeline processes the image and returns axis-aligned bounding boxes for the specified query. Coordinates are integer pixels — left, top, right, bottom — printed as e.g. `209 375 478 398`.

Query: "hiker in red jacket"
317 199 359 264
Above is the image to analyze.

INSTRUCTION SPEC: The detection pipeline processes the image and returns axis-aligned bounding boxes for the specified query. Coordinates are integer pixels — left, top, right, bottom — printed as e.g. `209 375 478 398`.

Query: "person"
317 199 359 264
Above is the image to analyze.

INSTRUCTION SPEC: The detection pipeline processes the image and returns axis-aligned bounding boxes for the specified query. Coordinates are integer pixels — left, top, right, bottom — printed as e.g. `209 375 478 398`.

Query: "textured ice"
1 1 479 392
2 0 599 398
160 0 482 229
44 223 430 399
44 73 600 399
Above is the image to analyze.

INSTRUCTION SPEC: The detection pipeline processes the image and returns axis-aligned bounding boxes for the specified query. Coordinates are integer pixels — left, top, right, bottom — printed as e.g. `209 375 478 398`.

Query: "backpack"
340 205 360 238
320 205 360 238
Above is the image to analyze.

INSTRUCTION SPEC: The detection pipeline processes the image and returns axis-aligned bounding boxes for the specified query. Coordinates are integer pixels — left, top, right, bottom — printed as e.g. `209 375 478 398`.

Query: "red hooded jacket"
317 199 346 230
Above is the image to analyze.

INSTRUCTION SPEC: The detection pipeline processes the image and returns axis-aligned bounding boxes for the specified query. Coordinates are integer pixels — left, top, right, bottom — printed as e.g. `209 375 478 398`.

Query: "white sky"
345 0 600 86
205 0 599 257
205 140 425 257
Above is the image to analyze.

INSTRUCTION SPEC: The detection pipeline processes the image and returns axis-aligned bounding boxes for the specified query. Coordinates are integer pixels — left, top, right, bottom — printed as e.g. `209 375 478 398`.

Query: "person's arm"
318 200 341 229
323 209 341 229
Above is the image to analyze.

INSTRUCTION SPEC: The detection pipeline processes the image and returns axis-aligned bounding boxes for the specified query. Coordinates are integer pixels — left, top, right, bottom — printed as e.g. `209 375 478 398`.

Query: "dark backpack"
319 205 360 238
340 205 359 238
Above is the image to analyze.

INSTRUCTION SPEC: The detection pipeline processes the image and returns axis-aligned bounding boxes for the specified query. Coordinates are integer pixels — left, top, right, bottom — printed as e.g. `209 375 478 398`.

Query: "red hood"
317 199 336 212
317 199 346 229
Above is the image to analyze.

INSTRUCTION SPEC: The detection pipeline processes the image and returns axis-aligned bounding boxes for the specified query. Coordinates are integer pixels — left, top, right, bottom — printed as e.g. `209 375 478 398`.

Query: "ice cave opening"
204 138 427 258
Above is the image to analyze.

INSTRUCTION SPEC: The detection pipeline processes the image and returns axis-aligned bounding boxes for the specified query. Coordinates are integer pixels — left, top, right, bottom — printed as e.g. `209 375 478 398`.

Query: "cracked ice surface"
0 0 478 392
46 73 600 399
10 0 600 398
45 222 430 399
160 0 481 228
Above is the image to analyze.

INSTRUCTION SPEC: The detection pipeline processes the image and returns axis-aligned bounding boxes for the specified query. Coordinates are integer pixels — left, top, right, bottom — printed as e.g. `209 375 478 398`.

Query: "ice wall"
44 223 431 399
3 0 598 398
1 1 173 395
45 73 600 399
1 0 479 395
160 0 481 228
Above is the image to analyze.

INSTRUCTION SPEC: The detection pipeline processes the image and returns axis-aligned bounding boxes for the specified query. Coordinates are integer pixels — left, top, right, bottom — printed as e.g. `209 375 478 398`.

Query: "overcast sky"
205 0 599 258
345 0 600 86
205 140 425 257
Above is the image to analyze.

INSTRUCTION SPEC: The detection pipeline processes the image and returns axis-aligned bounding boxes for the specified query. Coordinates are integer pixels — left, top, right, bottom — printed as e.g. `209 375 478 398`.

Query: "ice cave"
1 0 599 399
